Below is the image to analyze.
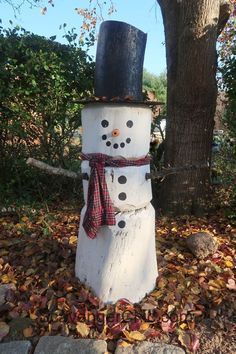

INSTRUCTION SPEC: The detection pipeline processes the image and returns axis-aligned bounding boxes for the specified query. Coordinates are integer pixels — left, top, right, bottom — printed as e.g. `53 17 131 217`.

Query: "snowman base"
75 203 158 304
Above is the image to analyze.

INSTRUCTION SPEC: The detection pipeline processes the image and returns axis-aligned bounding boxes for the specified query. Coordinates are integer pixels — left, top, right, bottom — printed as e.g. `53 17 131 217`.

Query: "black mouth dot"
126 120 133 128
101 120 109 128
102 134 107 140
118 220 126 229
126 138 131 144
106 141 111 146
118 192 127 201
120 142 125 148
113 143 119 149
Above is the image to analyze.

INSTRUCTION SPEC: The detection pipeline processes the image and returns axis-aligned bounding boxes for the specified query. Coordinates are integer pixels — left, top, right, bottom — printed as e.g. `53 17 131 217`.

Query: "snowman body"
75 103 158 303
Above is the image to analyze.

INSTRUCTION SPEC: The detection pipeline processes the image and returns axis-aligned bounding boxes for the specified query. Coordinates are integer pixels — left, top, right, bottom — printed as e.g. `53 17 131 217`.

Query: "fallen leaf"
30 312 38 320
23 326 33 338
123 330 146 342
190 334 200 353
109 323 126 336
118 341 131 347
144 328 161 338
161 316 176 333
140 322 150 331
178 331 191 350
76 322 90 337
69 235 77 245
224 260 234 268
141 302 156 310
178 331 200 353
129 319 141 331
226 278 236 290
0 322 9 341
167 304 175 313
208 279 224 290
157 277 168 288
180 323 188 330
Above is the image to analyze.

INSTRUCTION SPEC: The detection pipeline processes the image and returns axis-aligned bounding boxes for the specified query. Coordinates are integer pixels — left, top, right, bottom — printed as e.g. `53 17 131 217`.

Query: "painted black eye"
106 141 111 146
118 220 126 229
101 120 109 128
126 120 133 128
126 138 131 144
120 142 125 148
102 134 107 140
118 192 127 201
118 176 127 184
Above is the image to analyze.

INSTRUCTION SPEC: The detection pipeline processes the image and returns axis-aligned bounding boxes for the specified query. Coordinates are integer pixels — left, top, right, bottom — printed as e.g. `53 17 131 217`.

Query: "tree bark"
156 0 230 215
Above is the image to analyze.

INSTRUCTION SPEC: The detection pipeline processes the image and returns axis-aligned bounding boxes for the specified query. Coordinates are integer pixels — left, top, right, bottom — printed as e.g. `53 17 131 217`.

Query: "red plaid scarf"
81 153 150 239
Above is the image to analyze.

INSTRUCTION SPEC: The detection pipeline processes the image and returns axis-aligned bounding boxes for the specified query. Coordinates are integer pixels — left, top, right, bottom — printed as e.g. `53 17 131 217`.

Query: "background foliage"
0 23 94 203
214 17 236 207
143 69 167 104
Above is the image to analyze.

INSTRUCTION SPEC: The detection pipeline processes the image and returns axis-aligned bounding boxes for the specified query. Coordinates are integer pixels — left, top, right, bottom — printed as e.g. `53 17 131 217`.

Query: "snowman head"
82 104 151 158
100 118 134 150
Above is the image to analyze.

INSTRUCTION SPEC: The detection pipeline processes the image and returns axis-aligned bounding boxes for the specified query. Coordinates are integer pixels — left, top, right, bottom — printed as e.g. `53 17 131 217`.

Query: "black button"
101 120 109 128
126 138 131 144
120 142 125 148
113 143 119 149
118 220 126 229
126 120 133 128
106 141 111 146
102 134 107 140
118 176 127 184
118 192 127 201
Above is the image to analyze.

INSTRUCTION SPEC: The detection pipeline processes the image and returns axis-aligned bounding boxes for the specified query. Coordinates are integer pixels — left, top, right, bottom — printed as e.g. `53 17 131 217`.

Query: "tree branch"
27 158 209 182
146 163 209 180
26 158 88 179
218 0 233 36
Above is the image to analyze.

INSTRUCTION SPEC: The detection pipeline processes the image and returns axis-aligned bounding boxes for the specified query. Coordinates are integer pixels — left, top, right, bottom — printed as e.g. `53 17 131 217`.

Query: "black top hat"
95 21 147 102
75 21 164 106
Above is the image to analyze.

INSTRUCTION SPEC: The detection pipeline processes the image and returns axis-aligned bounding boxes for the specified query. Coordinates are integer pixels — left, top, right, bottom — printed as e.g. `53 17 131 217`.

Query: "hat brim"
74 99 164 106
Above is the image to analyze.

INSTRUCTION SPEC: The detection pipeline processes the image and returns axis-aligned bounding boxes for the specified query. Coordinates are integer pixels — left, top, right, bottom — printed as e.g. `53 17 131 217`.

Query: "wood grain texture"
81 104 152 158
81 163 152 211
76 203 158 304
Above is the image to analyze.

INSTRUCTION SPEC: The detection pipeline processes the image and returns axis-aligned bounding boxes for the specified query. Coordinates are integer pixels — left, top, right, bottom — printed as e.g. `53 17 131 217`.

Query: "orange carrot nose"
112 129 120 137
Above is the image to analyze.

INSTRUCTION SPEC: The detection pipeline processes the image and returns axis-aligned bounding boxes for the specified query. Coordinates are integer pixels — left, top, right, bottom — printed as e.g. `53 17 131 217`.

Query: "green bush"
0 24 94 203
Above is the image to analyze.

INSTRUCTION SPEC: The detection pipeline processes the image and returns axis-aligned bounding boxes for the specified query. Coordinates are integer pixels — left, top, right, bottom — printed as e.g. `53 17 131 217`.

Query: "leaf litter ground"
0 203 235 353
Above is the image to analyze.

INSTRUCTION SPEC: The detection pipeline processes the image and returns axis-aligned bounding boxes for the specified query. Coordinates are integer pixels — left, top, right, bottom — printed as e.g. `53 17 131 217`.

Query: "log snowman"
75 21 158 304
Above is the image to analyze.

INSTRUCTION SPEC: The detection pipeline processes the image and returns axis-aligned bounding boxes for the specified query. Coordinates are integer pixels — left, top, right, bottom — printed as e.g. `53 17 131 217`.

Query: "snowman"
75 21 158 304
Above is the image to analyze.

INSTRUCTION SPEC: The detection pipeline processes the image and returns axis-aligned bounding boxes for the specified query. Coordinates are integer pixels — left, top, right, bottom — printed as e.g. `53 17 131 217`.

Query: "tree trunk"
156 0 225 215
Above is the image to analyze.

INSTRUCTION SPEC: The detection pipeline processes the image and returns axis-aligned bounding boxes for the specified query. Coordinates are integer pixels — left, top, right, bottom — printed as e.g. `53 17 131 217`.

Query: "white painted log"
82 103 152 158
75 203 158 304
81 162 152 211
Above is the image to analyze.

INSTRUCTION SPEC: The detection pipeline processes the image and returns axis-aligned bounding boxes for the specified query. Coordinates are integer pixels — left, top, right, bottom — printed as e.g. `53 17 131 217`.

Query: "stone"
186 232 218 259
0 341 31 354
115 342 185 354
34 336 107 354
0 284 16 306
